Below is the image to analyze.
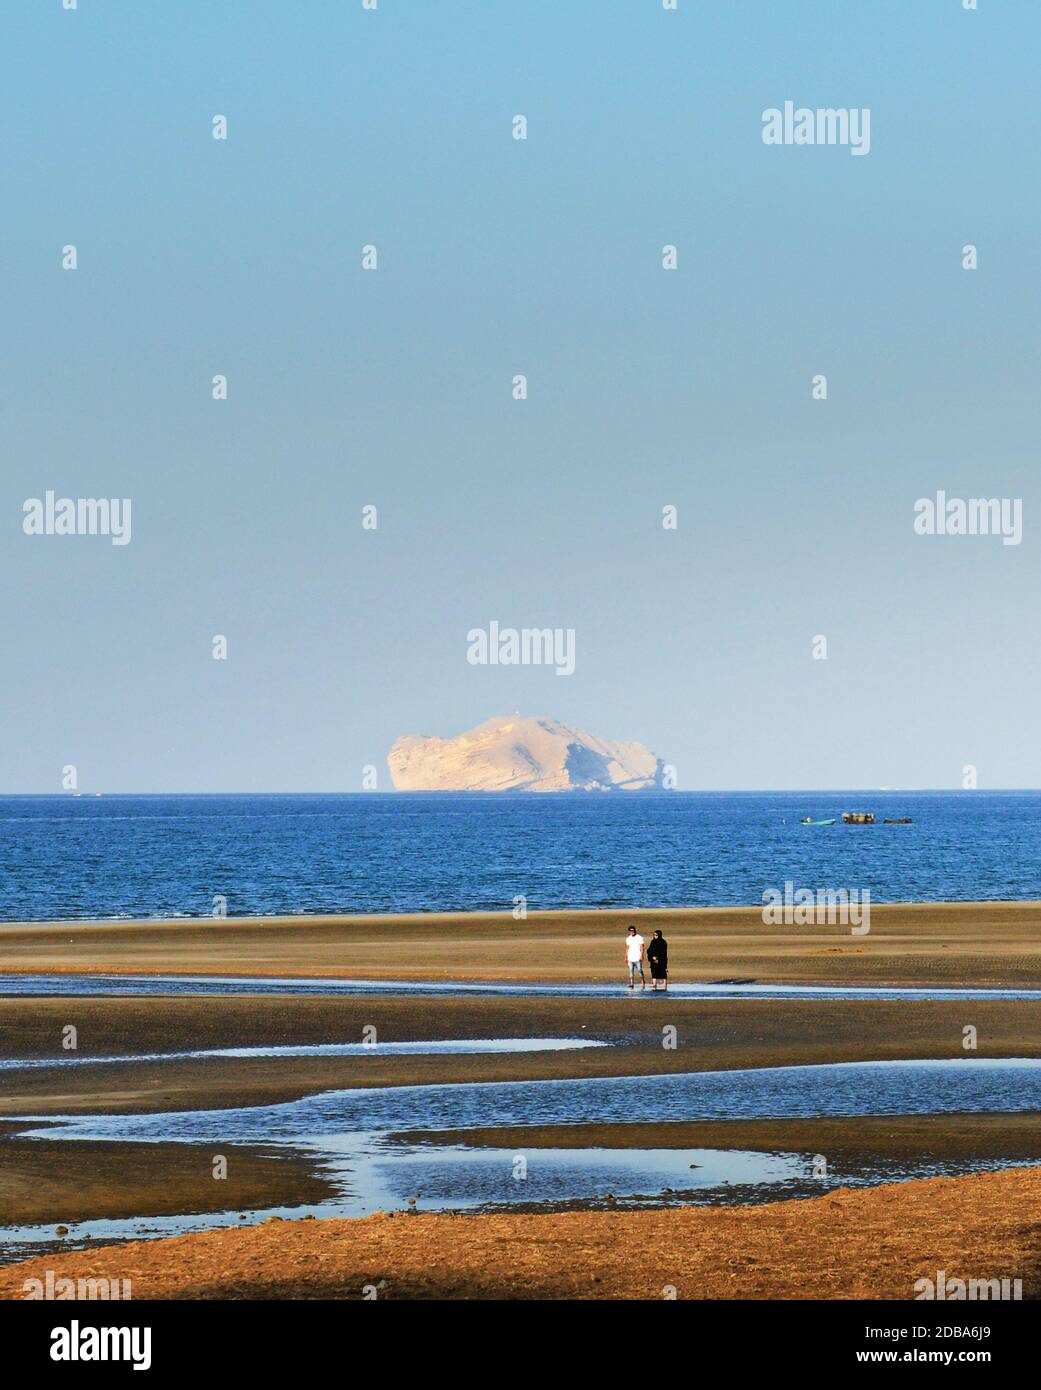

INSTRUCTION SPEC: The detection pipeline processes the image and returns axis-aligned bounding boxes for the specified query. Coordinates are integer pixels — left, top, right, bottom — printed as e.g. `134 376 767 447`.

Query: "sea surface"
2 790 1039 921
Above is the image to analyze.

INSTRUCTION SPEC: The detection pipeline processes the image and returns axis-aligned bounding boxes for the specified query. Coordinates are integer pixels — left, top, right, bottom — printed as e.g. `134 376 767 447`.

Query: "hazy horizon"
4 785 1039 797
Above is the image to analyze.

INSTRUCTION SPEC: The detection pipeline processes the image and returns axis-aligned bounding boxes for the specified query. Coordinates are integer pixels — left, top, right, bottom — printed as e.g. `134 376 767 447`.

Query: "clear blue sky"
3 0 1039 792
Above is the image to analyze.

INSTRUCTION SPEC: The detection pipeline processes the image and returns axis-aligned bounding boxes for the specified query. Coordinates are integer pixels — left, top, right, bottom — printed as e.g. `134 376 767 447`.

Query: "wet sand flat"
3 899 1041 986
2 1166 1037 1300
3 994 1041 1115
4 902 1040 1292
390 1111 1041 1161
0 1131 333 1226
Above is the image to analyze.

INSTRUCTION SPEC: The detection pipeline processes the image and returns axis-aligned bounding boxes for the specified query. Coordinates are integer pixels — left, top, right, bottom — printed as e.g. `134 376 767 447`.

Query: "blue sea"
2 791 1039 922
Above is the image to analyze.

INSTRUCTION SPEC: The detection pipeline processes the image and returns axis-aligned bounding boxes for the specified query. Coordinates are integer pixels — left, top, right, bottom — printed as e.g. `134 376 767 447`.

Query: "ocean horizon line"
2 788 1040 799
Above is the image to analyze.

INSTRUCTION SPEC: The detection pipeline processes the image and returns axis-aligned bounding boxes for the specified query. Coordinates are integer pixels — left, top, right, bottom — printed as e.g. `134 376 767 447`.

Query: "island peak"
387 716 666 793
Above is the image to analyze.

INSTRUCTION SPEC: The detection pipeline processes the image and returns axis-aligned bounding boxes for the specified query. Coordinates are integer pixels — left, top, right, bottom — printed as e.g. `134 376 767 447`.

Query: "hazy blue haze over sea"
2 792 1038 923
5 4 1041 798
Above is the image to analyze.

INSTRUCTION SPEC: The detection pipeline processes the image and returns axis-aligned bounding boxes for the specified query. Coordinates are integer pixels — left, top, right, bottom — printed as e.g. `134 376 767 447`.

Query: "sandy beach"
8 0 1039 1344
2 900 1040 1300
3 899 1041 985
2 1167 1038 1301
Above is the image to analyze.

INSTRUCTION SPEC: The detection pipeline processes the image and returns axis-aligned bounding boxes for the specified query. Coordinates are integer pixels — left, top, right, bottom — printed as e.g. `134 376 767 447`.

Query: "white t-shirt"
625 933 645 962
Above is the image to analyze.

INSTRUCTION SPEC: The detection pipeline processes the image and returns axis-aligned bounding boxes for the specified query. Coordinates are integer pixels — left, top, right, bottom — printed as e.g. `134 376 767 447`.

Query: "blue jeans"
629 959 645 983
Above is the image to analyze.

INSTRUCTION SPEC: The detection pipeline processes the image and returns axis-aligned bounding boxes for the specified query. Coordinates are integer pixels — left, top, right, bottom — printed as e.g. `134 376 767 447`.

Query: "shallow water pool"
2 1057 1039 1263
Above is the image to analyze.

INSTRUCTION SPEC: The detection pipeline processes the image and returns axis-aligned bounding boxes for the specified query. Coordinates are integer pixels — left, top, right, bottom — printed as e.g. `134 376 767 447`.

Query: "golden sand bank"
2 899 1041 986
1 1168 1037 1301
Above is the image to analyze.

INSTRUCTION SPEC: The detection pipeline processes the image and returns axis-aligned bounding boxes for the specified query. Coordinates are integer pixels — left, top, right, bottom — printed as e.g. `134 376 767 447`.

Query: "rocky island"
386 715 666 792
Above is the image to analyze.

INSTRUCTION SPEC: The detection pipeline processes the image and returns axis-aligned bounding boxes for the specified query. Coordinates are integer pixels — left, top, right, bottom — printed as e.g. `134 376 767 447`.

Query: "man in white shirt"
624 925 646 990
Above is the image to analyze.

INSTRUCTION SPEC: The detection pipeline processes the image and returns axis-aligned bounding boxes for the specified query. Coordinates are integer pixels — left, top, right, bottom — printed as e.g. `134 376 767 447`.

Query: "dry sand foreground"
2 1168 1038 1301
3 899 1041 985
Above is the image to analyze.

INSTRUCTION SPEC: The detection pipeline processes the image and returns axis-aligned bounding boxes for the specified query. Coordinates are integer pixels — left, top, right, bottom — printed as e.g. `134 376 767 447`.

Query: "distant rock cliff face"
387 716 665 793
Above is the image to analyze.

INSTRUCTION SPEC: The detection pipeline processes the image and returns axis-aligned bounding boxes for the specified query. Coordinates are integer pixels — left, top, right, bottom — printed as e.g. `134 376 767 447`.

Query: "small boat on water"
842 811 876 824
883 817 913 824
800 816 836 826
